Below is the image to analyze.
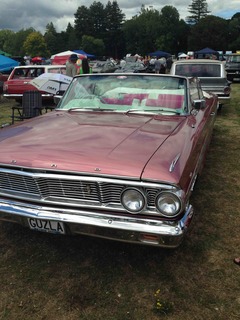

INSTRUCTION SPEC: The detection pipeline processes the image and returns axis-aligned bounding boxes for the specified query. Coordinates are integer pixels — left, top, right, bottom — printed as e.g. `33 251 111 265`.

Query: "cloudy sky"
0 0 239 34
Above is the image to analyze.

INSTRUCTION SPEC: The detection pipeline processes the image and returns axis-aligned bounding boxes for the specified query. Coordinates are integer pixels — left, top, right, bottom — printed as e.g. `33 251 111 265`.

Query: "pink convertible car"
0 73 218 248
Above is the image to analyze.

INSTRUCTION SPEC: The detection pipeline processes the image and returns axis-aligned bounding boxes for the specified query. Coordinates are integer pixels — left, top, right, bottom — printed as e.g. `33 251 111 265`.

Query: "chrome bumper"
3 93 54 99
0 199 194 248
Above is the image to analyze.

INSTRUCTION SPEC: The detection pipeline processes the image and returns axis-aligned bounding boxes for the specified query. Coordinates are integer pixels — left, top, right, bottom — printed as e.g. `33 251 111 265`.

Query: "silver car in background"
170 59 231 109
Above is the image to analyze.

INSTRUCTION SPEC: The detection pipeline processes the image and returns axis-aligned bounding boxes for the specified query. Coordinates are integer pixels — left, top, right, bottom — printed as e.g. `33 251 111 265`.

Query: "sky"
0 0 239 34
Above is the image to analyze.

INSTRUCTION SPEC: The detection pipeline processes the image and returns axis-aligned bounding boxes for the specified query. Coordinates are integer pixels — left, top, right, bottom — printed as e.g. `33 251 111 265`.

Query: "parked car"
0 73 218 248
3 65 66 102
225 53 240 82
91 60 118 73
115 61 147 73
170 59 231 108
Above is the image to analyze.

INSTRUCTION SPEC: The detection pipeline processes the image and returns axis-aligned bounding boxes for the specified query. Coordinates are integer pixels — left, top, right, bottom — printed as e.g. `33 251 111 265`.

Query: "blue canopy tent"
149 50 171 58
0 54 19 72
194 47 219 59
73 50 95 59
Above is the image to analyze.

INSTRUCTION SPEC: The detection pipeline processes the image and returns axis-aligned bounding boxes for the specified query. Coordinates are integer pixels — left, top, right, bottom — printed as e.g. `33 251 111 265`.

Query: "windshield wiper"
145 109 181 115
67 107 116 112
125 109 181 115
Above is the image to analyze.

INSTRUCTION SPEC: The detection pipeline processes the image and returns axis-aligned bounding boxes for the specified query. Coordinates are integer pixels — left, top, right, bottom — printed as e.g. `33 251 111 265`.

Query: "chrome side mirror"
193 99 206 110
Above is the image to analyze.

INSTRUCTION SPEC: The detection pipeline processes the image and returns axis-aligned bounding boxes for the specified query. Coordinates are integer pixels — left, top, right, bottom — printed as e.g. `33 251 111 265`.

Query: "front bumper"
0 198 194 248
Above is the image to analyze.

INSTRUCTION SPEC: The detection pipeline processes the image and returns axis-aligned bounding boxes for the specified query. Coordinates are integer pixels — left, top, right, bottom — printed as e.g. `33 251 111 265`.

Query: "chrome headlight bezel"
121 188 146 214
155 191 182 217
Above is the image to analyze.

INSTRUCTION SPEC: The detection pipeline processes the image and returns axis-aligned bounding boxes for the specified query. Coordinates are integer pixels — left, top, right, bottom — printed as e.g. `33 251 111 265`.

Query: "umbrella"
30 73 72 94
31 56 43 62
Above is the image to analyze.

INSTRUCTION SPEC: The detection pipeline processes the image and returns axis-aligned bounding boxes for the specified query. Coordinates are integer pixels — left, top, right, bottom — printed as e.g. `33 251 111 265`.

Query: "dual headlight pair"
121 188 181 217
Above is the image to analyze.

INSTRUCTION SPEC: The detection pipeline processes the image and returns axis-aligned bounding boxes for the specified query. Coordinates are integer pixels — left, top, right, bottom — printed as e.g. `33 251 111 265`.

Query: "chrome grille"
0 171 39 195
0 167 167 213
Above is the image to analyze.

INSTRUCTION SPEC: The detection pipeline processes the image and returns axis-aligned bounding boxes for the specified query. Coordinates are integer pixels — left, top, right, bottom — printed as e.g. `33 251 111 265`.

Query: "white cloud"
0 0 239 33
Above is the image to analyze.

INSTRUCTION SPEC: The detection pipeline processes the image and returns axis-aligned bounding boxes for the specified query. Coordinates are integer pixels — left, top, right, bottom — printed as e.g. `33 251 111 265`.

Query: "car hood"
0 111 187 181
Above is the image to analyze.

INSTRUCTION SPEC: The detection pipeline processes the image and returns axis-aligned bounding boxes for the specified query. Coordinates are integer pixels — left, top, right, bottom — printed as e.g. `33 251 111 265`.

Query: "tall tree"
65 23 79 50
104 1 125 58
186 0 210 24
157 6 181 53
123 6 161 56
74 5 92 42
90 1 106 37
44 22 60 55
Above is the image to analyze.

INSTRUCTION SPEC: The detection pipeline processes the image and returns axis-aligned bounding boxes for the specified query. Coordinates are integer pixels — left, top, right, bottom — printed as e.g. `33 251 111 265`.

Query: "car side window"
36 68 44 76
13 69 25 78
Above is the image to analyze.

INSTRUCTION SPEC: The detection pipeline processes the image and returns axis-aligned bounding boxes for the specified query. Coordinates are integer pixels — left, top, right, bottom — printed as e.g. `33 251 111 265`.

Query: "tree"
74 1 125 58
90 1 106 37
0 30 15 54
74 5 93 42
44 22 60 55
186 0 210 24
23 32 49 57
65 23 79 50
228 13 240 51
104 1 125 58
157 6 182 53
123 7 161 56
3 28 35 57
81 35 105 56
188 15 228 50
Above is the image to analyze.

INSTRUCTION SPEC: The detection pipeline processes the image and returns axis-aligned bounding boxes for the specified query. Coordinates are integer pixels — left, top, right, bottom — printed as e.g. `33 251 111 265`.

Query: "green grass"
0 85 240 320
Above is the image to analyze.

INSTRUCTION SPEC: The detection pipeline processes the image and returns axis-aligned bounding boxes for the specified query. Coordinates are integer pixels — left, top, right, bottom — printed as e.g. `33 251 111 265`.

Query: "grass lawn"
0 85 240 320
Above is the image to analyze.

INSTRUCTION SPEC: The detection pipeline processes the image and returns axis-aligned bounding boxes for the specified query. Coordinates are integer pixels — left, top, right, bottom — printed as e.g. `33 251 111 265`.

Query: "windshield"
226 55 240 63
57 74 187 115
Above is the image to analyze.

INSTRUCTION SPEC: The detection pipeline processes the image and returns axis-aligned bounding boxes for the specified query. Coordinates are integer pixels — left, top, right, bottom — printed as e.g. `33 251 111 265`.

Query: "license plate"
28 218 65 234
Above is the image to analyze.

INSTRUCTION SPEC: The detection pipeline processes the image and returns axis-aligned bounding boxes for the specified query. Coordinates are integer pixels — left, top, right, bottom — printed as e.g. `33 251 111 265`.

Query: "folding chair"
12 90 43 124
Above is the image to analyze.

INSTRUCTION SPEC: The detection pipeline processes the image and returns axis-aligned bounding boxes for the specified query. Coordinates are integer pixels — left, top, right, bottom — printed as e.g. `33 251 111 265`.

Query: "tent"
50 51 86 65
149 50 171 58
178 53 188 59
50 50 78 59
0 54 19 72
73 49 95 59
194 47 219 59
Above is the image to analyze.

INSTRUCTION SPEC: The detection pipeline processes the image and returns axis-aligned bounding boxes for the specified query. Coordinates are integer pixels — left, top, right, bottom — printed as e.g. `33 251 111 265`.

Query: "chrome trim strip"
169 153 181 172
0 167 177 190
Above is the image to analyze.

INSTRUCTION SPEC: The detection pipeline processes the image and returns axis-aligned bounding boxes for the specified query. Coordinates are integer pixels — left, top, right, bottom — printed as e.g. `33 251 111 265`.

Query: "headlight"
121 188 146 213
156 192 181 217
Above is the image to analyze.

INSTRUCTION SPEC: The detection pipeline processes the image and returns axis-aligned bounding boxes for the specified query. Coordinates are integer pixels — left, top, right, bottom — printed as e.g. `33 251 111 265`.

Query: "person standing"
66 54 78 77
154 58 162 74
79 58 91 74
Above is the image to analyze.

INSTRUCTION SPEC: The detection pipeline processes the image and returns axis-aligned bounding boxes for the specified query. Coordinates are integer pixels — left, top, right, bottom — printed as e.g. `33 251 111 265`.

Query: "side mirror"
193 99 206 110
53 94 62 105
